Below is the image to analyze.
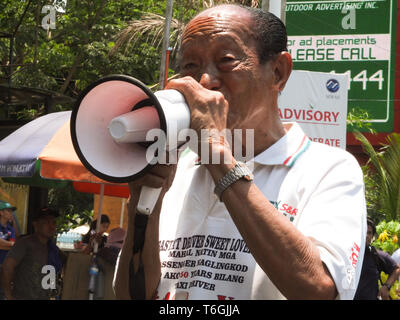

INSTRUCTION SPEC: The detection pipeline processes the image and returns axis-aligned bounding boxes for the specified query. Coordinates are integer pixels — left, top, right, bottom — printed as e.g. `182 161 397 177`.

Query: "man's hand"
128 163 177 203
0 238 14 250
166 76 229 135
378 285 391 300
166 77 233 165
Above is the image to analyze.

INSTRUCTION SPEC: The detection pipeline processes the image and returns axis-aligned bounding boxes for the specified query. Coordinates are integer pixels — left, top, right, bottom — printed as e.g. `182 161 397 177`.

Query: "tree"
0 0 168 231
355 131 400 222
110 0 261 75
47 183 94 234
0 0 167 121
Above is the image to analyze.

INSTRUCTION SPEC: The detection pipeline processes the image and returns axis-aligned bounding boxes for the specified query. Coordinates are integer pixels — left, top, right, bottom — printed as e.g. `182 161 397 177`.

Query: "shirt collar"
252 122 310 167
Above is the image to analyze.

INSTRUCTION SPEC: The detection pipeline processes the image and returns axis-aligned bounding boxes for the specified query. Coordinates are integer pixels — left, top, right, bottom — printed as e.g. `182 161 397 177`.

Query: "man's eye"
182 63 197 70
218 56 239 70
220 56 235 62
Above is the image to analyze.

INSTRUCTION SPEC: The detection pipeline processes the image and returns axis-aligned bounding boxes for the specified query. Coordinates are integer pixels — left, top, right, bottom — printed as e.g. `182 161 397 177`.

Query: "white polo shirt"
156 122 367 300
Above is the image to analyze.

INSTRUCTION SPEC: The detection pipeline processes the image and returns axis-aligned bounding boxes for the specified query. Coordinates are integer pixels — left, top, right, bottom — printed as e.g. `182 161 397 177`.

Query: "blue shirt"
0 223 16 264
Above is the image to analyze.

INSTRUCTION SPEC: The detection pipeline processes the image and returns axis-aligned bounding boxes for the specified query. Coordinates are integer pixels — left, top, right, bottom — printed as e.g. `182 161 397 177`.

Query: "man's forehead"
196 5 251 19
182 5 253 41
36 215 56 222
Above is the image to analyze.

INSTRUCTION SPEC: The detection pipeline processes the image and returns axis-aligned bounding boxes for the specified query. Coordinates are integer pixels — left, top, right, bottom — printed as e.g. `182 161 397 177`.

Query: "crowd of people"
0 201 126 300
0 198 398 300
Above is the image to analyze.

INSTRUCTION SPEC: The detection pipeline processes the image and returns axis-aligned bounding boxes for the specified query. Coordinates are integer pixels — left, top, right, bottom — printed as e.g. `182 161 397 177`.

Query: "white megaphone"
70 75 190 215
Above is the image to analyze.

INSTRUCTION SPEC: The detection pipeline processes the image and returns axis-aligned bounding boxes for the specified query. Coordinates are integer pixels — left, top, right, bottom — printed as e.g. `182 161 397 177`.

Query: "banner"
285 0 397 133
279 70 349 149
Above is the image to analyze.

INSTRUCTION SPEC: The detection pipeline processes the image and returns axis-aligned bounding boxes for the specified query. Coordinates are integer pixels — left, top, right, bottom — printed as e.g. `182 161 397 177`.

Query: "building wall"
93 194 128 233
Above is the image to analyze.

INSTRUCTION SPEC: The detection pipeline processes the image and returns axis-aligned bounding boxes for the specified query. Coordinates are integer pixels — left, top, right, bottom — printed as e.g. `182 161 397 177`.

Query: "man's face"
0 209 13 222
34 215 57 239
100 222 110 234
366 225 374 245
179 6 277 131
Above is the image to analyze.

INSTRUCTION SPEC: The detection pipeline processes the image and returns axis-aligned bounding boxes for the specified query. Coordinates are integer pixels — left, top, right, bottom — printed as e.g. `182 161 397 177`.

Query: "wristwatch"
214 161 254 201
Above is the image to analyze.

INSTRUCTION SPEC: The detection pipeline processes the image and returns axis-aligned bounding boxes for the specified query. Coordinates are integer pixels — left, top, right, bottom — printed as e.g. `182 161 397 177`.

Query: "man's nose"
199 70 221 90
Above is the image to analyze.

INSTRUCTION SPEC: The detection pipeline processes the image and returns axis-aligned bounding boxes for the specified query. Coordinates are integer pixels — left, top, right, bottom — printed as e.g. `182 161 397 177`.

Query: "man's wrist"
213 161 254 201
383 283 392 290
198 133 233 165
204 153 236 182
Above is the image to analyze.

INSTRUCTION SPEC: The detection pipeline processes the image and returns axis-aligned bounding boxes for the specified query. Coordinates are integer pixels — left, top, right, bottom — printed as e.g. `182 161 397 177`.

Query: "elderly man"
114 4 366 300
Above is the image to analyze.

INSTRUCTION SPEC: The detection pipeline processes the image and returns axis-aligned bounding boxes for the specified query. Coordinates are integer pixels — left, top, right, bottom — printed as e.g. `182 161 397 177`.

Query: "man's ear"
272 52 292 92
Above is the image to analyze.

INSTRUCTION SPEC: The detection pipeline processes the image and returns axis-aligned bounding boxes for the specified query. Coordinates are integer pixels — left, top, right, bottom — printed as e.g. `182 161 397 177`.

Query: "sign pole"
262 0 286 23
159 0 174 90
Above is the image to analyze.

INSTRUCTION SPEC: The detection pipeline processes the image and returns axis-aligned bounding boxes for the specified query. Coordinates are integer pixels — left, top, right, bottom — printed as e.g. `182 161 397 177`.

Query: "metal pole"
88 183 104 300
119 198 126 228
8 37 13 87
262 0 286 23
93 183 104 255
281 0 287 24
159 0 174 90
261 0 269 12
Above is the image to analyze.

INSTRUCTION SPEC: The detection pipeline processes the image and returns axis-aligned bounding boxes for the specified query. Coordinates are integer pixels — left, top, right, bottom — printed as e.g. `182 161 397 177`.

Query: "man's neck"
34 233 49 245
252 121 287 157
0 217 8 228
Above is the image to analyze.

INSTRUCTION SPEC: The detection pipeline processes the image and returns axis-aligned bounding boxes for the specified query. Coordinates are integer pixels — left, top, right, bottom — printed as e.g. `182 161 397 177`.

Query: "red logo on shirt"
275 202 298 222
350 242 360 268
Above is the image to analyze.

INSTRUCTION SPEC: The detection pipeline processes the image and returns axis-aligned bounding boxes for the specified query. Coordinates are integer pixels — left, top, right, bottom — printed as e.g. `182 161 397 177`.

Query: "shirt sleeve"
6 237 28 264
296 152 367 300
377 250 398 275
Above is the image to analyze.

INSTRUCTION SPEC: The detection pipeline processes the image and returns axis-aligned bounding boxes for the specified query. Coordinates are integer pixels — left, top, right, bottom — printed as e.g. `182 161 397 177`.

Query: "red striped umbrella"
0 111 129 198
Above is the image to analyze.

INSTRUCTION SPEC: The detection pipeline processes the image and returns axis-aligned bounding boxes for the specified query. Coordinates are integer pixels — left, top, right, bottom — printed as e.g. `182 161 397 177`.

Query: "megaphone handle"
129 185 162 299
137 186 163 215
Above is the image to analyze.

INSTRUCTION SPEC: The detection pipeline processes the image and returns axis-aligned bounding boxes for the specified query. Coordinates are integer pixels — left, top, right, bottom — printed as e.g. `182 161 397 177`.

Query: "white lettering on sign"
288 34 390 62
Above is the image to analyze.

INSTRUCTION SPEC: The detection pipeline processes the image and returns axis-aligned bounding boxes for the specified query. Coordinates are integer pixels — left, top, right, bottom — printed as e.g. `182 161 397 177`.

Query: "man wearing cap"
1 207 65 300
0 201 17 299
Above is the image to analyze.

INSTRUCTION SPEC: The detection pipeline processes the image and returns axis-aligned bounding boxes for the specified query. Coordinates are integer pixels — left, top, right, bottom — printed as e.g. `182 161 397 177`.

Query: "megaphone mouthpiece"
108 106 160 143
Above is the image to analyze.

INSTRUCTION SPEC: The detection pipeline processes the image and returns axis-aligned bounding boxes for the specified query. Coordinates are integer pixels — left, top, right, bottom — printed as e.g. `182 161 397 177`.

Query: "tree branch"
58 0 108 94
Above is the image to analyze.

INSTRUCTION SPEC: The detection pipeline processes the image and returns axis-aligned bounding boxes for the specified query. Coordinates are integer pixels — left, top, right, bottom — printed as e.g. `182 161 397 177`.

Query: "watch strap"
214 161 253 201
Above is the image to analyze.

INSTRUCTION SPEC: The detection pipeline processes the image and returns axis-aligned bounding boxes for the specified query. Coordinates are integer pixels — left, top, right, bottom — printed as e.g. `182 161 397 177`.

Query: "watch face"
243 174 252 181
237 162 253 181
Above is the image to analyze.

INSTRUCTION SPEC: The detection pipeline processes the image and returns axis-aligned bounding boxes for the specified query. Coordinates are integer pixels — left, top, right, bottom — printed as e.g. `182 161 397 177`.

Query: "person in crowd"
0 201 17 299
114 4 367 300
354 218 400 300
97 227 126 266
1 207 66 300
81 214 110 254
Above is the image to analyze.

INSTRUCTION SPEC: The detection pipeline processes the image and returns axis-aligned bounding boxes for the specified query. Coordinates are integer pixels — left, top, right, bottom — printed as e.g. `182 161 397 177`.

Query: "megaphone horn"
70 75 190 214
70 74 190 182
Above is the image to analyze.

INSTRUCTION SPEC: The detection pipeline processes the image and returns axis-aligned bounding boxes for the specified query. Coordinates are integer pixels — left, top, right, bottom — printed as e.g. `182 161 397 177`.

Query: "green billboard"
285 0 397 132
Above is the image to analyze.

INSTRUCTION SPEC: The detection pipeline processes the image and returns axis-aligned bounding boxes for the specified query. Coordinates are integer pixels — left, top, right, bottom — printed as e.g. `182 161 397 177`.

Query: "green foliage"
356 132 400 222
47 183 94 233
372 220 400 255
0 0 166 121
346 107 376 134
